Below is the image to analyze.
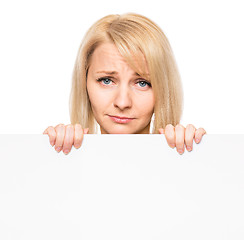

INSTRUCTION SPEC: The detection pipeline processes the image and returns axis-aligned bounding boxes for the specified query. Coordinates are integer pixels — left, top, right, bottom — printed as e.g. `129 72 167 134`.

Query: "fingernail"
186 146 192 151
195 138 200 143
63 149 69 154
178 149 184 154
50 141 54 146
56 147 61 152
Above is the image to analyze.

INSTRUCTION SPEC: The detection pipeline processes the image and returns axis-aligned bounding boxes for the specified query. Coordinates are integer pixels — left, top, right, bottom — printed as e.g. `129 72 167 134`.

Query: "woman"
43 12 206 155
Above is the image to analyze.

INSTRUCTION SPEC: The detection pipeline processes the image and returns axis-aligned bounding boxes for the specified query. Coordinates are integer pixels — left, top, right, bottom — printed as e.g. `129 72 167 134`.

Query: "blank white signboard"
0 134 244 240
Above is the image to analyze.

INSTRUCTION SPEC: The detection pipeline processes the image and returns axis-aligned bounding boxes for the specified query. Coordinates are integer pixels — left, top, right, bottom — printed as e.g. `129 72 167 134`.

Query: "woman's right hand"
43 124 89 155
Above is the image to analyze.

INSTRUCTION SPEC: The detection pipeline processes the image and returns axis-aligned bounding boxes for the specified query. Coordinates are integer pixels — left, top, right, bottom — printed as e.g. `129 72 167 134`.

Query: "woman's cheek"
92 91 112 111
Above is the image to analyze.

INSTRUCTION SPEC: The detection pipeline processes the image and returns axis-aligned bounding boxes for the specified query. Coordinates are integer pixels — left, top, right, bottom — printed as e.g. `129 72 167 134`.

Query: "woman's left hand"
158 124 206 155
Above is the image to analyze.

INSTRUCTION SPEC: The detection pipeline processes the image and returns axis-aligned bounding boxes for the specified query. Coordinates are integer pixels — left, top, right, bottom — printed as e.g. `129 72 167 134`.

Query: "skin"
86 42 155 134
43 42 206 155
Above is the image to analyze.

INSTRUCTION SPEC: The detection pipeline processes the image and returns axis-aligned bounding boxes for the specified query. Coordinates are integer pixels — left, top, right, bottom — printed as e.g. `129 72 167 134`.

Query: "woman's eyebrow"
96 71 147 77
96 71 119 75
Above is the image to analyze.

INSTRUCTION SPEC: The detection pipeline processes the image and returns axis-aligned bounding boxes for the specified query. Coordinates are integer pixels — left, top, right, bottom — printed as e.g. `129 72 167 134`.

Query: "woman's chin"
101 129 149 134
101 127 135 134
100 125 150 134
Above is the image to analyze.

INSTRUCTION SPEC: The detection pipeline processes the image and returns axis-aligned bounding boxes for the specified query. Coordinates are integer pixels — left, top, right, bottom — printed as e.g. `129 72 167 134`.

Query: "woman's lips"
108 115 135 124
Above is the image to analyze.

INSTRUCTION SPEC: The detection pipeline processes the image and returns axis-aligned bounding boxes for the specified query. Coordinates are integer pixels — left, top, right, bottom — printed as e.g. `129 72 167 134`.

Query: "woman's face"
86 42 155 134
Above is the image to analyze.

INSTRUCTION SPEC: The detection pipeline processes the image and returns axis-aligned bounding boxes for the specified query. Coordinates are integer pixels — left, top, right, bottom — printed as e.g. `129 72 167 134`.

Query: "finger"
43 126 56 147
84 128 89 134
54 124 65 152
158 128 165 134
185 124 196 152
175 124 185 154
194 128 207 144
55 123 65 129
43 126 54 135
74 124 84 149
63 124 75 154
164 124 175 148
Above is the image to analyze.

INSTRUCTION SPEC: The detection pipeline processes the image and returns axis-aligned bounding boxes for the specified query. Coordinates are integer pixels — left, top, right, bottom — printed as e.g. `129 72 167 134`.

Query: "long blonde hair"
69 13 184 134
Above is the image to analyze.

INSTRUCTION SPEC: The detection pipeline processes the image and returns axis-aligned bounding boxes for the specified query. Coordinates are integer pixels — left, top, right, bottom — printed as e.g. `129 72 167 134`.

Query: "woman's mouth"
108 115 135 124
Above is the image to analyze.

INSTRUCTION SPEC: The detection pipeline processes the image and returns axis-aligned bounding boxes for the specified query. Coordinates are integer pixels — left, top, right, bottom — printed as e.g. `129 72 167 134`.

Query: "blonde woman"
43 13 206 155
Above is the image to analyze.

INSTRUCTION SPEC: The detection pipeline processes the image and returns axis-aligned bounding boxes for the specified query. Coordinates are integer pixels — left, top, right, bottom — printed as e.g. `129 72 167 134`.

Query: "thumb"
158 128 165 134
83 128 89 134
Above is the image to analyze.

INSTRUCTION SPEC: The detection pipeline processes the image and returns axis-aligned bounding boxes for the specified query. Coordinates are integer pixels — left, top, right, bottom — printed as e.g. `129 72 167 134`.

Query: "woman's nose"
113 86 132 110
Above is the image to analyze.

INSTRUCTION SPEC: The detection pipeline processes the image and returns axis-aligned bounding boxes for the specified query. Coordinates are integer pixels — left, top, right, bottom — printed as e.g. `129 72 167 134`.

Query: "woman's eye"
137 81 151 88
96 78 151 88
97 78 112 85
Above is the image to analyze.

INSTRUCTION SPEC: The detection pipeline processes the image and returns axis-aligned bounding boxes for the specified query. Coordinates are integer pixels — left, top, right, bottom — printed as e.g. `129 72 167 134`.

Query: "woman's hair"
69 12 183 134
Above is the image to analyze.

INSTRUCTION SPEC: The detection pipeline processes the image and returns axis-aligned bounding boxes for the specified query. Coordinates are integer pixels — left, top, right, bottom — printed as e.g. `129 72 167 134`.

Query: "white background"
1 134 244 240
0 0 243 134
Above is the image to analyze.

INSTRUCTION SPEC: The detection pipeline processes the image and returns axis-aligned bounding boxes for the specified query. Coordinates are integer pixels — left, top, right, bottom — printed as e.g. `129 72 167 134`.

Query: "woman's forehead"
89 42 149 77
